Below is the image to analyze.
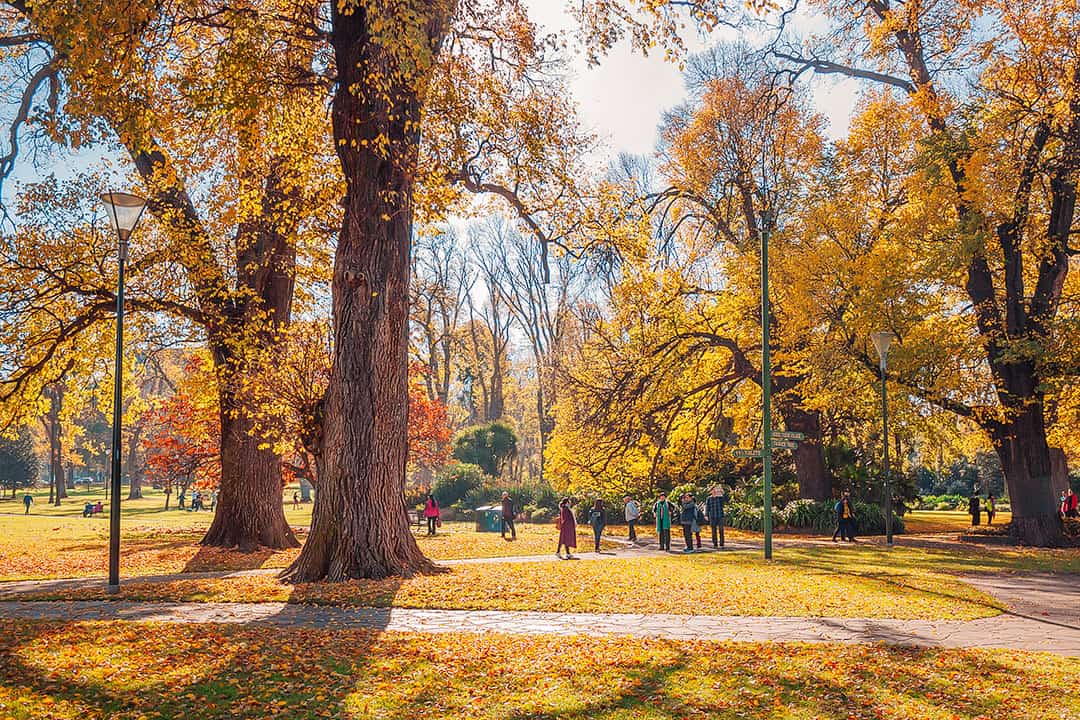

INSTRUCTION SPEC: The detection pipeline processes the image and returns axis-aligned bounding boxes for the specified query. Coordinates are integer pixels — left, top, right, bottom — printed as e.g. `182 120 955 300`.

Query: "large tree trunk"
772 377 831 500
202 391 299 551
282 0 449 582
989 402 1064 546
781 406 830 501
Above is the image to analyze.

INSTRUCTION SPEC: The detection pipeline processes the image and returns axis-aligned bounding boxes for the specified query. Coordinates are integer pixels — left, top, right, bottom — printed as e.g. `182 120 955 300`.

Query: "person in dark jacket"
588 499 606 552
500 492 516 540
556 498 577 559
833 492 855 542
653 492 675 551
706 486 726 548
679 494 697 552
968 493 981 526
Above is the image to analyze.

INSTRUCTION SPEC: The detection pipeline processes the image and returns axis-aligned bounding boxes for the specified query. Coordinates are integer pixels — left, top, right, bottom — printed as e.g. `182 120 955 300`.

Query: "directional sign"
732 449 762 459
772 439 800 450
771 431 805 441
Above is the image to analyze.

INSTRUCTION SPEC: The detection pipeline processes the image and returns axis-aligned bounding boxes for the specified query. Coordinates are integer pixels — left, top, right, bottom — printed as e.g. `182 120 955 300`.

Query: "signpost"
733 449 763 459
771 431 804 441
772 439 800 451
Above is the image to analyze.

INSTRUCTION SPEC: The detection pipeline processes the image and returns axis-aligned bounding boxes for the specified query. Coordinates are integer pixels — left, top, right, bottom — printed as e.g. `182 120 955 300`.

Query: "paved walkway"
0 599 1076 655
1 539 1076 656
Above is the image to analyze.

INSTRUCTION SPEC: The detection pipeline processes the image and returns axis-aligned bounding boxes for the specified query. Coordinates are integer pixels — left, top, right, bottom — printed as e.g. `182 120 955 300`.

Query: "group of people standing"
648 486 728 552
967 493 998 526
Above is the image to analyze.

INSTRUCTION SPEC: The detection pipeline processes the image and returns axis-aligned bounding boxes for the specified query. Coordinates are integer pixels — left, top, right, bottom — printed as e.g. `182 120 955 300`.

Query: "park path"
0 596 1077 656
1 537 1076 656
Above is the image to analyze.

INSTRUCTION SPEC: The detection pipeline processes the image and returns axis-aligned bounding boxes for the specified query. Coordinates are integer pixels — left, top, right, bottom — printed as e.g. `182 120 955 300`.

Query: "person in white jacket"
624 496 641 542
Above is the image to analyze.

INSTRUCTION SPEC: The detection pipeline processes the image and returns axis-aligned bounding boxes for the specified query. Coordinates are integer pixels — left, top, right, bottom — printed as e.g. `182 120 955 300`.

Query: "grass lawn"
904 510 1013 534
0 511 613 581
9 548 1009 619
0 621 1076 719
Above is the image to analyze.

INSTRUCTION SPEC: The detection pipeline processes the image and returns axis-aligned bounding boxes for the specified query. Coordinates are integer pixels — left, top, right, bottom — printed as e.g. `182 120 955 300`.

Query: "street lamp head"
870 330 898 370
101 191 147 248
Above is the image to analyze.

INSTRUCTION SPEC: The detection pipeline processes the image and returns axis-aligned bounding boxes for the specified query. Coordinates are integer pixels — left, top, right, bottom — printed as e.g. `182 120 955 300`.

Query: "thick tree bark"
202 390 299 551
779 404 830 500
282 1 449 582
988 401 1064 546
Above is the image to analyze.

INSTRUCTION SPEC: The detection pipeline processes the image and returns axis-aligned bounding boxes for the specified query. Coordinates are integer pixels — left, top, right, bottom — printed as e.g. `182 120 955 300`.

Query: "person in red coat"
556 497 577 559
423 494 441 536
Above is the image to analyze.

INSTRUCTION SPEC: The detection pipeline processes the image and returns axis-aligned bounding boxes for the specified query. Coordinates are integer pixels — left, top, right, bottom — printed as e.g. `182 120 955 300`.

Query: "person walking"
653 492 674 551
588 499 607 552
1065 488 1079 518
968 492 982 526
556 498 577 559
22 492 33 515
500 492 517 540
833 492 855 542
624 496 641 542
705 486 726 548
423 493 441 535
292 491 300 511
985 493 996 525
679 493 697 552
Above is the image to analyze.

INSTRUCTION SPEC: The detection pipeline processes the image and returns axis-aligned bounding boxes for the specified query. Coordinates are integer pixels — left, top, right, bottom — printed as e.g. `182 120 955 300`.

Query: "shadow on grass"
0 615 1076 719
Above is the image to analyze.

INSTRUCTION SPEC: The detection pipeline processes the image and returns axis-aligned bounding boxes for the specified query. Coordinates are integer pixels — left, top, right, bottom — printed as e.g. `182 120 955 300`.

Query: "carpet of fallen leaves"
0 621 1076 719
12 553 1005 619
903 511 1014 534
0 516 610 581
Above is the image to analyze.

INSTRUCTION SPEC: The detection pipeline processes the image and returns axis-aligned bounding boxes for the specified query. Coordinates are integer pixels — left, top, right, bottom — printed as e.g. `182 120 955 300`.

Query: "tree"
451 422 518 478
0 3 336 550
0 429 36 497
774 0 1080 544
141 356 221 509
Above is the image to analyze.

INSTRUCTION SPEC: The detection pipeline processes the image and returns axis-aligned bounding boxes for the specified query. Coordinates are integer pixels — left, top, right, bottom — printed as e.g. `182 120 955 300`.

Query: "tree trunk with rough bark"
779 405 830 501
282 0 449 582
989 401 1064 546
202 390 299 551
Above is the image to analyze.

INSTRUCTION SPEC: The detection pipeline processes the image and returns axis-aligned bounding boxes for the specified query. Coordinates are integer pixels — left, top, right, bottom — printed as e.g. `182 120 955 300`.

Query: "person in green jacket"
653 492 675 551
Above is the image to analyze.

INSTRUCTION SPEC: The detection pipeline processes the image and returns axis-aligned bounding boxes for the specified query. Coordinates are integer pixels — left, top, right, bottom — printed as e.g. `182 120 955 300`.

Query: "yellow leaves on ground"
0 622 1077 719
0 515 606 581
16 551 1006 621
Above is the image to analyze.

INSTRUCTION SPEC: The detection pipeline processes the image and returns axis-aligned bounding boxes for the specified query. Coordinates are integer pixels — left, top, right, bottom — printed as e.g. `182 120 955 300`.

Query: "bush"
462 480 502 509
432 463 485 506
530 507 556 523
917 494 966 511
725 499 904 535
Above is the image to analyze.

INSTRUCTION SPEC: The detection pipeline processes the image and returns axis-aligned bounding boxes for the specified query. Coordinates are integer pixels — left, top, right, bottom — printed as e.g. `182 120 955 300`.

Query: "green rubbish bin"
475 506 502 532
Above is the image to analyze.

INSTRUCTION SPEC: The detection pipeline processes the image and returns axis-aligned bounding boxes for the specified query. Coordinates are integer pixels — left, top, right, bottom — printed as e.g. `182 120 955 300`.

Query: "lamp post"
870 330 897 546
101 191 147 591
760 209 774 560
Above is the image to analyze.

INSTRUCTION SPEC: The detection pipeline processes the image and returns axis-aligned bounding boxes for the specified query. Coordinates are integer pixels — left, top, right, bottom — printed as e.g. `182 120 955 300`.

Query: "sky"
522 0 863 160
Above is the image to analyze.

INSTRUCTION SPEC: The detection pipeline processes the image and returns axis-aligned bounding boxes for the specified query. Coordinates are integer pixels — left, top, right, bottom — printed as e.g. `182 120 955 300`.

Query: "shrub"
726 499 904 535
432 463 486 506
530 507 556 523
